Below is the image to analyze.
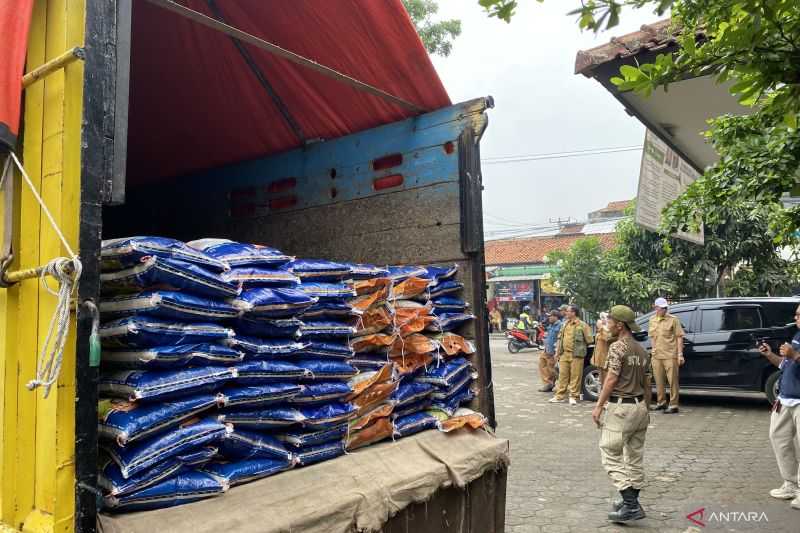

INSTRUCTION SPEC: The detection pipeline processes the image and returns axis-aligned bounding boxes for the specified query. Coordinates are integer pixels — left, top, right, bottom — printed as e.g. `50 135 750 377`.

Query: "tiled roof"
575 19 678 75
485 233 617 266
600 200 632 212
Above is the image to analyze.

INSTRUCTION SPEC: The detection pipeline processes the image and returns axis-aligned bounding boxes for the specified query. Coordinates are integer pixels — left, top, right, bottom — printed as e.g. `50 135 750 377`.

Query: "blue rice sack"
235 316 303 339
100 316 234 349
431 296 468 314
221 383 303 408
101 418 229 479
233 360 309 384
422 264 458 283
289 382 352 405
426 313 475 333
393 412 439 438
101 237 228 273
98 367 237 402
346 263 389 279
230 288 318 318
223 336 308 357
298 359 357 381
430 385 475 416
300 301 361 320
222 267 300 288
428 280 464 299
99 455 185 497
200 457 293 486
219 428 293 461
298 283 356 300
299 402 356 429
431 372 475 401
392 381 435 407
176 446 219 466
295 441 345 466
387 265 427 282
101 256 240 299
393 398 432 419
416 357 471 388
187 239 293 268
98 394 223 445
299 320 357 339
289 259 352 281
218 406 305 430
351 353 391 371
100 291 240 323
102 343 244 369
278 423 348 449
298 341 354 360
103 470 226 512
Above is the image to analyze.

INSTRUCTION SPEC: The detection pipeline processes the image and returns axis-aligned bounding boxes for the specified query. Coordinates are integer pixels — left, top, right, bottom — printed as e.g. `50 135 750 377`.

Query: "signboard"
635 130 704 244
494 281 534 302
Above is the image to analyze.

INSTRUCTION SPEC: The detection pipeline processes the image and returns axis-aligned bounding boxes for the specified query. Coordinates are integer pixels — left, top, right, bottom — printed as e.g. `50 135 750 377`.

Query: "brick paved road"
490 338 798 533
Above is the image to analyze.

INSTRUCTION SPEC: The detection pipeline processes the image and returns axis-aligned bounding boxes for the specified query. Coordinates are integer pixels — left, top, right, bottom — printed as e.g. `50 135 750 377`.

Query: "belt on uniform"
610 395 643 404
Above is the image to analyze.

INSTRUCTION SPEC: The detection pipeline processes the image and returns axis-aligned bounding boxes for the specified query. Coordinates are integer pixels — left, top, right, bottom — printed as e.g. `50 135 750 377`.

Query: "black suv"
580 297 799 403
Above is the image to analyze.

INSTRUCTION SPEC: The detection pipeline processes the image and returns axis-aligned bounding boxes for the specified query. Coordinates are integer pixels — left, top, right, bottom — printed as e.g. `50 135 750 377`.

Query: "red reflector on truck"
267 178 297 193
373 174 404 191
269 196 297 210
372 153 403 171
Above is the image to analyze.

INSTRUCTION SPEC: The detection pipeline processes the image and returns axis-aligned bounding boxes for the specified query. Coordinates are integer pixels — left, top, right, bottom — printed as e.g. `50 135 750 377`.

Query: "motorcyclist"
516 305 536 336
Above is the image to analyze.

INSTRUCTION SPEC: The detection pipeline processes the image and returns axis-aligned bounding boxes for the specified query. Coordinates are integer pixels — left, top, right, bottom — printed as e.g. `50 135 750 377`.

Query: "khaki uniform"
599 336 651 491
648 314 684 408
554 318 593 400
591 329 615 385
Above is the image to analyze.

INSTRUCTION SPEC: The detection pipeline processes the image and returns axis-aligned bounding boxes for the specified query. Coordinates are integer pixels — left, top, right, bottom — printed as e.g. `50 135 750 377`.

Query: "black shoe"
611 488 639 511
650 404 666 411
608 488 645 523
538 384 554 392
664 406 679 414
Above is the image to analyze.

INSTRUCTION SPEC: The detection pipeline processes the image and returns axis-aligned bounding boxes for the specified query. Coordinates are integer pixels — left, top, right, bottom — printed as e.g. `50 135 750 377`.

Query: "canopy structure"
127 0 451 185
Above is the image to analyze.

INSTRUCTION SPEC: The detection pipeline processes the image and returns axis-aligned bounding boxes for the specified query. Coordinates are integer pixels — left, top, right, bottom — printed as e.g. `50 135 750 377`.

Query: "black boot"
608 488 645 522
610 488 640 511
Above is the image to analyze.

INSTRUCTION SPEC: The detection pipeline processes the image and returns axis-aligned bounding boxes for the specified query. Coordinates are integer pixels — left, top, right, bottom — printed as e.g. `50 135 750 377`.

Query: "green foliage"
402 0 462 57
548 237 619 314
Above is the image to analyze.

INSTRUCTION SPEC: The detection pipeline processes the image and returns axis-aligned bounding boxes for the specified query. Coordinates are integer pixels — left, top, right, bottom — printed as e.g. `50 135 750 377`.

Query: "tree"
548 237 619 314
402 0 462 57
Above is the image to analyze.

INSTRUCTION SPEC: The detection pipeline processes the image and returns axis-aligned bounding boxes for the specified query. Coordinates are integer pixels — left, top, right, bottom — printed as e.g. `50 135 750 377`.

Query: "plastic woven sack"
223 336 308 357
422 264 458 283
431 296 468 314
100 291 240 323
426 313 476 333
101 417 229 479
354 305 392 336
101 343 244 369
100 316 234 349
391 353 435 378
431 373 475 401
219 428 293 461
436 407 488 433
432 333 476 357
230 288 318 318
99 455 184 497
187 239 293 267
393 412 439 438
350 353 391 371
416 357 471 388
392 381 435 407
300 301 361 320
289 259 352 281
101 256 240 299
295 440 345 466
221 383 303 408
101 237 228 273
345 263 389 279
428 280 464 299
98 394 223 445
176 446 219 466
200 457 294 486
297 341 354 360
298 282 356 300
387 265 427 282
278 423 349 449
352 277 392 297
389 334 437 357
222 267 300 288
98 367 237 402
349 402 395 431
346 417 393 451
392 398 432 419
351 381 398 415
299 402 356 429
299 320 357 339
235 316 303 339
289 382 352 405
430 385 475 416
218 406 305 430
103 470 226 512
350 333 395 353
298 359 357 381
233 360 309 384
347 365 393 398
390 277 430 300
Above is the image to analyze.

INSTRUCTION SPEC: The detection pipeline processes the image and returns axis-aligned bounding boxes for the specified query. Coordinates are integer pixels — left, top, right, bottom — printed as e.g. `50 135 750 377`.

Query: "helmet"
523 305 531 312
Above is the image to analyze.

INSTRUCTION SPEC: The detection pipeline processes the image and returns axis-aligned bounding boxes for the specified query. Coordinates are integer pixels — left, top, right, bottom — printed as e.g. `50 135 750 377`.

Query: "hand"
678 355 685 367
779 343 798 360
758 342 771 356
592 405 603 428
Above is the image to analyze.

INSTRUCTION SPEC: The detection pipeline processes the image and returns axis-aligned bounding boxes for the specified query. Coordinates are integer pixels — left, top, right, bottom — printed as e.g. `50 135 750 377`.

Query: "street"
490 337 798 533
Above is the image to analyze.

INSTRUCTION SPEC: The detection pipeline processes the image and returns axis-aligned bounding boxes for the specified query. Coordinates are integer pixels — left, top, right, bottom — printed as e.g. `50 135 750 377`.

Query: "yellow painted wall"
0 0 85 531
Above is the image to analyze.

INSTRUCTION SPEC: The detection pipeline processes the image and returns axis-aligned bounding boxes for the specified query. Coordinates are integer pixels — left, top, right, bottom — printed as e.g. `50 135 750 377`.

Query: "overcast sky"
430 2 660 239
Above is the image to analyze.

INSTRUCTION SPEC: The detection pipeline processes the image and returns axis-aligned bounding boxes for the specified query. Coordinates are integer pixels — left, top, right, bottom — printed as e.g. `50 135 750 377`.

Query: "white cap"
654 297 669 309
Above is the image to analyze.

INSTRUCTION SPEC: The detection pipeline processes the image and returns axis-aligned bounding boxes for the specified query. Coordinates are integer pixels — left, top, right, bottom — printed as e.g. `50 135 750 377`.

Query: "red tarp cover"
0 0 34 150
128 0 451 185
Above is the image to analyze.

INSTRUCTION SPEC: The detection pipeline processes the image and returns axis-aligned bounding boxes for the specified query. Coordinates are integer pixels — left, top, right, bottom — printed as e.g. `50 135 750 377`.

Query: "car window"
762 303 799 327
672 310 694 333
700 307 762 332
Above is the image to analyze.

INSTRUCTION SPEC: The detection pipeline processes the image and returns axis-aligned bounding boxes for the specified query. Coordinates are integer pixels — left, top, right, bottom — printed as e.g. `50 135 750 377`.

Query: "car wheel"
765 371 781 404
582 366 602 402
507 341 520 354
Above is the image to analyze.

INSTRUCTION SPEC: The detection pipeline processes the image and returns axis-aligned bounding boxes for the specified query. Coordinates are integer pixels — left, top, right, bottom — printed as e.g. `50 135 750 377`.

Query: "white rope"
8 152 82 397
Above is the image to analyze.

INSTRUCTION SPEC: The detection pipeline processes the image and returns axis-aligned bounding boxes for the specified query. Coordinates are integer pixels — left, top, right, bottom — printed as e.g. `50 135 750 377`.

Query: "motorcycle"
506 323 544 353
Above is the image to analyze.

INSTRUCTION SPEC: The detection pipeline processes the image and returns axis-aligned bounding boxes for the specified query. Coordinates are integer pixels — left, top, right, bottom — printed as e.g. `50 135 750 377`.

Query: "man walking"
550 305 593 405
539 310 561 392
592 305 650 523
759 303 800 510
648 298 684 413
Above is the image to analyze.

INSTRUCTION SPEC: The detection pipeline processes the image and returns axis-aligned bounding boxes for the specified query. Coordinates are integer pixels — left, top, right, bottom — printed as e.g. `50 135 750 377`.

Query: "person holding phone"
758 304 800 510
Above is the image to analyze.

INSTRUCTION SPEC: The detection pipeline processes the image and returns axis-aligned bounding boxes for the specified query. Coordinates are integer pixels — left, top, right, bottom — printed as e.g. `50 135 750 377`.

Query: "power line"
482 145 643 165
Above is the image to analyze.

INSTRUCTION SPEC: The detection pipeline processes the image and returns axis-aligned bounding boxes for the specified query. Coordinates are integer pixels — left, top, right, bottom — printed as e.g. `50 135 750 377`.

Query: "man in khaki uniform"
648 297 684 413
550 304 593 405
592 305 651 523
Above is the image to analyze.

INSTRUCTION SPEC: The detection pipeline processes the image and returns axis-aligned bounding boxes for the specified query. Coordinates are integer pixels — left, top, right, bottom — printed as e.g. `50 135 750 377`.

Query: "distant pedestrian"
758 303 800 510
550 305 593 405
592 305 650 523
490 308 503 332
539 310 562 392
558 303 568 319
648 298 684 414
591 312 614 386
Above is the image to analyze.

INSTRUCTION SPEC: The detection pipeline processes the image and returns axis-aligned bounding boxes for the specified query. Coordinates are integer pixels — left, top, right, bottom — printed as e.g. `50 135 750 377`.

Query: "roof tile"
485 233 616 266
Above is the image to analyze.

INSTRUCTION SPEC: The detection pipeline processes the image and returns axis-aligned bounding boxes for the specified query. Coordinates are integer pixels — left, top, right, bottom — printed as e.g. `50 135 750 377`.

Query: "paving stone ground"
489 338 798 533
